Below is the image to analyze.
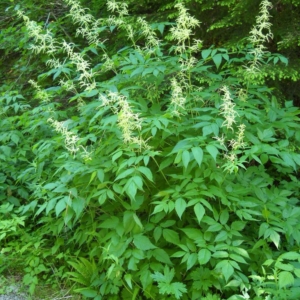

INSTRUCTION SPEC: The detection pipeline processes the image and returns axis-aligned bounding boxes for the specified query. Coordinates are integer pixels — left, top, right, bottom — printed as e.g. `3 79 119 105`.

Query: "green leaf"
220 209 229 225
294 269 300 278
123 178 137 200
175 198 187 219
182 150 190 169
140 269 152 289
130 66 144 77
181 228 203 240
212 54 222 69
269 229 280 249
231 221 246 231
279 252 300 260
133 234 157 250
171 282 187 299
133 213 143 229
198 249 211 265
278 271 294 289
55 198 66 217
223 262 234 282
273 57 279 64
203 124 219 136
216 260 234 282
53 184 68 193
161 220 176 228
279 55 288 65
124 274 132 289
123 211 135 233
159 157 173 171
77 288 98 298
212 251 228 258
99 216 119 228
11 133 20 145
201 49 211 60
259 222 269 238
207 223 222 232
157 23 165 34
191 147 203 167
275 262 294 272
214 231 228 242
194 203 205 224
263 259 274 267
233 247 250 258
44 182 58 190
138 166 153 181
152 266 173 283
229 253 248 264
163 229 180 244
172 251 186 258
153 248 173 265
222 53 229 61
154 226 162 242
84 89 98 98
280 152 297 170
112 150 123 162
115 168 135 180
187 253 198 270
132 176 144 191
46 198 57 215
135 51 145 64
142 67 155 77
72 197 85 219
206 145 218 161
129 53 138 64
98 192 107 205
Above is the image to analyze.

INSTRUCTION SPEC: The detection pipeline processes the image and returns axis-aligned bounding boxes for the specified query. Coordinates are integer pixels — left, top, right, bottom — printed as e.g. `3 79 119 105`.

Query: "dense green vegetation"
0 0 299 299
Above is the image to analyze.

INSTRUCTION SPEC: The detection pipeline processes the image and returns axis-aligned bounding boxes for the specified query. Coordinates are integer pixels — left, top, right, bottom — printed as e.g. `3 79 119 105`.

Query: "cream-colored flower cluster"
169 79 187 117
214 87 247 173
215 1 273 172
179 56 198 72
47 118 91 159
167 5 203 117
47 118 80 154
106 0 127 27
62 41 96 91
137 17 160 49
221 129 247 173
219 86 238 130
106 1 137 44
59 79 76 92
17 10 57 55
28 80 51 103
170 3 200 54
64 0 104 45
249 0 273 48
18 10 96 92
101 54 116 73
223 123 246 173
100 92 146 148
107 0 128 17
246 0 273 75
65 0 94 27
230 124 246 151
46 58 63 69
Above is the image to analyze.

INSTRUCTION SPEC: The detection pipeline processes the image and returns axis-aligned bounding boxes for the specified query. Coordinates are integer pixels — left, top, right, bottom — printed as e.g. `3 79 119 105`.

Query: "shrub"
1 0 299 299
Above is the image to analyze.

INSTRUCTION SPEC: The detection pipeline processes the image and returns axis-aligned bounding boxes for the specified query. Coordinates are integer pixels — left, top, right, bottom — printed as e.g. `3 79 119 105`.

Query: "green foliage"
151 266 187 299
0 0 299 299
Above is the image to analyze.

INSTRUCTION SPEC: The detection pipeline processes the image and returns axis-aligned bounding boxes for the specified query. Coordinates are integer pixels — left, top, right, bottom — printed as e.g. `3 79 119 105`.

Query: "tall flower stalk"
246 0 273 77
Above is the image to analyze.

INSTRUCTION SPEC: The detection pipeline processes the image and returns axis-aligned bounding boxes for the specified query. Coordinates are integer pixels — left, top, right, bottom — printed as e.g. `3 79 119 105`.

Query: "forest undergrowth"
0 0 300 299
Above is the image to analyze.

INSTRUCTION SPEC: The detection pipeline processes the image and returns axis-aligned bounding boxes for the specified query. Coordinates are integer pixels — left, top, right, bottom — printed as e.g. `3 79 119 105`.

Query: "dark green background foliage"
0 0 300 299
